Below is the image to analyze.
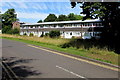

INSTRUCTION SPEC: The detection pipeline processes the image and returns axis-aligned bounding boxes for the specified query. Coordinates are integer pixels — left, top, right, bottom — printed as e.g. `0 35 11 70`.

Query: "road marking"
27 44 119 72
56 65 86 79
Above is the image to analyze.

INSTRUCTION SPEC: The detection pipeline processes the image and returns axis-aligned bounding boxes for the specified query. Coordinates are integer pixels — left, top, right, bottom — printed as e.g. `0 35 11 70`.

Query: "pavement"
2 39 120 80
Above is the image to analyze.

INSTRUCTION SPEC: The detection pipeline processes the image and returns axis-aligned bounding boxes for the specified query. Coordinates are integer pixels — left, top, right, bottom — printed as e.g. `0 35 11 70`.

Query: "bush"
29 33 34 36
40 32 44 37
2 26 20 34
2 26 11 33
72 36 75 39
45 33 49 36
40 34 44 37
6 29 13 34
49 30 60 38
60 43 70 48
23 33 27 35
12 28 19 34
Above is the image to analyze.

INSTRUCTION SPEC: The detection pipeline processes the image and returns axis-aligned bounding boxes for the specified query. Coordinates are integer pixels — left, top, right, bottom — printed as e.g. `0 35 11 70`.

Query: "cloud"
2 2 48 11
2 1 82 23
0 3 2 12
5 2 28 9
28 2 48 10
2 0 70 2
16 12 49 20
16 2 28 9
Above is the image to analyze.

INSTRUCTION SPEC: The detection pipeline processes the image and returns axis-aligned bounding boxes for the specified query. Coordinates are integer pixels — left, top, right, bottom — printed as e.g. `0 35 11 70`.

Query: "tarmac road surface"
2 39 119 80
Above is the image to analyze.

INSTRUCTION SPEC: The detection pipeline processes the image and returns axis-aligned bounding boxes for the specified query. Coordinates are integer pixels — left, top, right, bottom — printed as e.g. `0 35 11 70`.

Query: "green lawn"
2 36 119 66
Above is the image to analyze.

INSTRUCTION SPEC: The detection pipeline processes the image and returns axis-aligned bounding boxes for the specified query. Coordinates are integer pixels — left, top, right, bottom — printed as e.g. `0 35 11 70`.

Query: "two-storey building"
20 19 103 39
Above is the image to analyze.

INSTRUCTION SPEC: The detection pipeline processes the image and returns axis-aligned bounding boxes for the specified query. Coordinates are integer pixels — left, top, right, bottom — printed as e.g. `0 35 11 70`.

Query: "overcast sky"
1 0 82 23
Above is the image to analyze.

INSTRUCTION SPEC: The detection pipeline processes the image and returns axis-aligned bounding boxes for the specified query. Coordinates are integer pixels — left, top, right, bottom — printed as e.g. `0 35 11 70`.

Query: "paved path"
2 39 119 79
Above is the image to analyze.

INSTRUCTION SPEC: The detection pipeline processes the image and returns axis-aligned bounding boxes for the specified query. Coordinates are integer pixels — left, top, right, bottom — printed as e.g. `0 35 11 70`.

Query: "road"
0 39 2 80
2 39 119 79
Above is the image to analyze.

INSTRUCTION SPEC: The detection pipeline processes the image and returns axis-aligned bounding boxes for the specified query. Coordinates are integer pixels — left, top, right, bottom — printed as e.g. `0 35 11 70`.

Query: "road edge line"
27 44 119 72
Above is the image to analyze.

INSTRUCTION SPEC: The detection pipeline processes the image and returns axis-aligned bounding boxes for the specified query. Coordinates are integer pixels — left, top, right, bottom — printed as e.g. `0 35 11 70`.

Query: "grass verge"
1 34 119 65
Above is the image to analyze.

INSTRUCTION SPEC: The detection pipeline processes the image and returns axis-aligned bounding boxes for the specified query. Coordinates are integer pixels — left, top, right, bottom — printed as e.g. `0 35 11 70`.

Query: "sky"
1 0 83 23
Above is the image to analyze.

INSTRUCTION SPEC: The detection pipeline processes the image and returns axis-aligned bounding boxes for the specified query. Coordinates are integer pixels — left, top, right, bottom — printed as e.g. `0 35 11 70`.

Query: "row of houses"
13 19 103 39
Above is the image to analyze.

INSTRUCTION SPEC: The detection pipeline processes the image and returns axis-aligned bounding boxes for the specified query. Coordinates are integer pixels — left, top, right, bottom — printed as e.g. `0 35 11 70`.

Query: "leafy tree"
74 14 83 20
44 14 57 22
37 20 42 23
2 9 19 28
68 13 83 20
49 30 60 38
71 2 120 53
2 9 19 34
0 14 2 30
57 14 69 21
68 13 76 20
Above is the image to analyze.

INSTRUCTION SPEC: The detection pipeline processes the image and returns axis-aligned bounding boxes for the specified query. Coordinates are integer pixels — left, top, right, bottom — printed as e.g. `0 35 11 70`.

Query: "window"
76 32 80 35
96 23 99 26
70 32 72 35
83 23 84 26
85 23 87 26
99 23 102 26
93 23 96 26
37 30 38 33
89 23 92 26
66 32 69 34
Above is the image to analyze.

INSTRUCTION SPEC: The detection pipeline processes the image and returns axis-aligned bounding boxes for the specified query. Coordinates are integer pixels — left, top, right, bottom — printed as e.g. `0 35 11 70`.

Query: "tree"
49 30 60 38
2 9 19 34
0 14 2 30
2 9 19 27
68 13 76 20
68 13 83 20
57 14 69 21
44 14 57 22
74 14 83 20
37 20 42 23
71 2 120 53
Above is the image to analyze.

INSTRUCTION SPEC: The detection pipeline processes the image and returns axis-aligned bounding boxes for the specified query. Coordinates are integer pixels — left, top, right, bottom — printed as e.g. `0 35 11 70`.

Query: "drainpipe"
81 24 83 39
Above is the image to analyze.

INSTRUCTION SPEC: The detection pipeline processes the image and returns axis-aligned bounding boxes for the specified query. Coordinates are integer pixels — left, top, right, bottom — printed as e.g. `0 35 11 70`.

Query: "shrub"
2 26 11 33
45 33 49 36
40 33 44 37
49 30 60 38
2 26 20 34
6 29 13 34
29 33 34 36
60 43 70 48
12 28 19 34
40 32 44 37
23 33 27 35
72 36 75 39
